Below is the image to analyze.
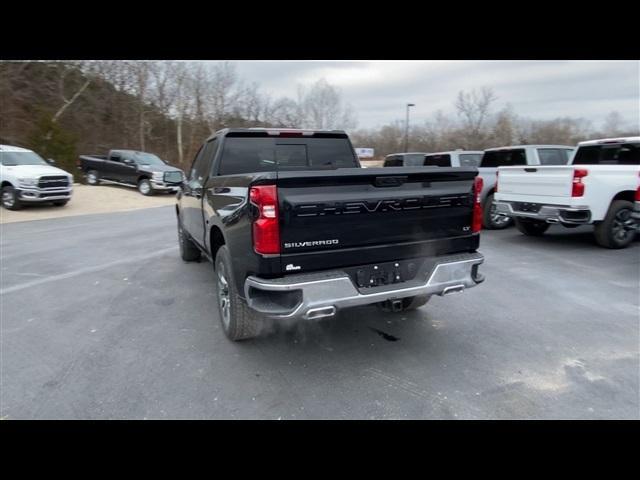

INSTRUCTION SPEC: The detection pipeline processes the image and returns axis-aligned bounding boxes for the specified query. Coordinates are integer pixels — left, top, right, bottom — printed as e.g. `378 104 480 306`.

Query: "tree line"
351 86 637 157
0 61 636 178
0 61 356 177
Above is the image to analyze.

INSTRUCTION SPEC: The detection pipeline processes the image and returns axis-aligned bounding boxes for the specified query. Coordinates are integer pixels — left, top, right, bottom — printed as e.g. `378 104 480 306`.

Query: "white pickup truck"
494 137 640 248
0 145 74 210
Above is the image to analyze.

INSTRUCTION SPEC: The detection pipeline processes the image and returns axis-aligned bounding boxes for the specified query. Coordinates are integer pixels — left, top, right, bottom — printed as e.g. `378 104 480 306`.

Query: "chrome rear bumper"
244 252 484 321
494 201 591 224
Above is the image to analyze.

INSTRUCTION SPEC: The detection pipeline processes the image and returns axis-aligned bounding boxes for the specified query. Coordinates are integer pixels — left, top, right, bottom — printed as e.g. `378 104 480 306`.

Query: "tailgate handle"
374 176 407 187
524 168 537 172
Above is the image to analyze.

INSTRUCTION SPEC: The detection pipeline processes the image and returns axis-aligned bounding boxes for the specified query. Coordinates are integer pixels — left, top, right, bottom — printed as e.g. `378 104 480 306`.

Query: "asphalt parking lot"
1 206 638 419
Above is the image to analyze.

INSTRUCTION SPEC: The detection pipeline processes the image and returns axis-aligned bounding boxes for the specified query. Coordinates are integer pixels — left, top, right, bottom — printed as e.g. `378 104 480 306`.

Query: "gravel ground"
0 184 177 224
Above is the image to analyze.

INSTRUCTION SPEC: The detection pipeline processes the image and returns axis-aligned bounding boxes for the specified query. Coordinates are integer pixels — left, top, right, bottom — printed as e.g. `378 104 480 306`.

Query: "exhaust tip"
441 285 465 296
305 306 336 320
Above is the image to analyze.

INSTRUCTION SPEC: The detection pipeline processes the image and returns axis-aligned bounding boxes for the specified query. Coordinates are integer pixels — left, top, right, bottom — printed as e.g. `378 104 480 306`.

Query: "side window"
190 139 217 184
564 149 575 163
538 148 566 165
110 152 122 162
188 146 205 183
206 138 220 175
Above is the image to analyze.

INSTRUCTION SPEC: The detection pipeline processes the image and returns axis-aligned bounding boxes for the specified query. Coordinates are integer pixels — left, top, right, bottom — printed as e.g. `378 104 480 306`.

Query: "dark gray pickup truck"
78 149 184 195
177 128 486 341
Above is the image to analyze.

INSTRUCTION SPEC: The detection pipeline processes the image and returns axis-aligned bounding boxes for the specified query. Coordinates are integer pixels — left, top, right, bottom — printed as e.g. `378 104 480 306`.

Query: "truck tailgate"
273 167 479 273
497 166 574 198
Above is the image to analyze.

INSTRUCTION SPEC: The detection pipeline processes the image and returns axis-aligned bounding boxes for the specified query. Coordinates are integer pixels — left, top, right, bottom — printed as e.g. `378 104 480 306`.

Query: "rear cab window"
458 153 482 167
403 154 426 166
480 149 527 167
218 133 358 175
424 154 452 167
537 148 570 165
572 142 640 165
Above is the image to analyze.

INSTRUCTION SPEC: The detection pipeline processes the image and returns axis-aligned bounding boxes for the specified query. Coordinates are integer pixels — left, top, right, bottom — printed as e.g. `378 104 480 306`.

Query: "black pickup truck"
78 149 184 195
177 128 485 341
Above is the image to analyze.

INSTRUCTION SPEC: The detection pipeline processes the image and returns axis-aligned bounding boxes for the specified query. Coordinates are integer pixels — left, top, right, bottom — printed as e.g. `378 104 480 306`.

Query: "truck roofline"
427 150 484 155
484 145 575 151
577 136 640 146
0 144 34 153
207 127 347 142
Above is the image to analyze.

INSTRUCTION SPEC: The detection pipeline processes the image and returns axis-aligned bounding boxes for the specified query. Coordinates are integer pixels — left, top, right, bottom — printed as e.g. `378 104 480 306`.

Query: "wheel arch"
610 190 636 204
209 224 226 261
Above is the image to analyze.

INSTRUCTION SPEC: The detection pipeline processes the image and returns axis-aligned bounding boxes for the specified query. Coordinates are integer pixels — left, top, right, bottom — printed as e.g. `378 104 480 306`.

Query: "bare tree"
602 111 625 136
455 86 497 148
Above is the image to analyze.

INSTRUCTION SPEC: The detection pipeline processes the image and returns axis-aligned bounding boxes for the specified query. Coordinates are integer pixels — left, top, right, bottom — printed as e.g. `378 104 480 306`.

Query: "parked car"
176 128 486 341
424 150 484 168
494 137 640 248
478 145 575 229
78 149 184 196
0 145 74 210
383 152 428 167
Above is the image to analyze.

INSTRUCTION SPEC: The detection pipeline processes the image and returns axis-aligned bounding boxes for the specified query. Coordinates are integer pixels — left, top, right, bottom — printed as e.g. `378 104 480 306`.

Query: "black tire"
138 178 154 196
593 200 637 249
482 193 512 230
86 170 100 185
214 245 261 341
514 218 550 236
376 295 431 313
52 200 69 207
1 185 22 210
177 216 201 262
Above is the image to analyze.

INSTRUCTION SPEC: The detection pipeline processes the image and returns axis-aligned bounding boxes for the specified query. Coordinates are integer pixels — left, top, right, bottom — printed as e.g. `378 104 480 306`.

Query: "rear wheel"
138 178 153 196
215 245 261 341
594 200 637 249
514 218 550 236
177 216 201 262
376 295 431 313
86 170 100 185
482 193 512 229
1 185 22 210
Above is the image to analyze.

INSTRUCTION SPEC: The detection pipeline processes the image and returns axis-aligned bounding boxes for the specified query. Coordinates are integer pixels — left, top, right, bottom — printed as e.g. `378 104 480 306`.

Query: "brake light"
572 169 588 197
635 172 640 201
472 176 483 233
249 185 280 254
495 171 499 193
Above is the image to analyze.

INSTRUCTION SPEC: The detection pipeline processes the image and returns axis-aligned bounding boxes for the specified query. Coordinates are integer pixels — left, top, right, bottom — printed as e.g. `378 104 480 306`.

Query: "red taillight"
249 185 280 254
472 176 483 233
635 172 640 201
495 171 499 193
572 168 588 197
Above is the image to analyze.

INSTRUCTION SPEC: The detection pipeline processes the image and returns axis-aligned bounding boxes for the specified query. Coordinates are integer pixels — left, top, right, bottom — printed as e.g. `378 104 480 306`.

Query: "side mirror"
47 158 56 165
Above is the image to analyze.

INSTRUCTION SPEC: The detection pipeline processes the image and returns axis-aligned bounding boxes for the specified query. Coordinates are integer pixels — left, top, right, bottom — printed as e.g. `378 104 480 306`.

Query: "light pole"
404 103 415 152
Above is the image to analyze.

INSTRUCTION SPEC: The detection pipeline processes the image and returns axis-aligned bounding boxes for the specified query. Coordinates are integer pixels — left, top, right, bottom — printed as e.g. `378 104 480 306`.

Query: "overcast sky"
232 61 639 131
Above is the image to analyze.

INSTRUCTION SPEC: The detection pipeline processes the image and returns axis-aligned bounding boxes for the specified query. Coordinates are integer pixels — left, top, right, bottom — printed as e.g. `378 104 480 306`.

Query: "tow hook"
391 299 403 312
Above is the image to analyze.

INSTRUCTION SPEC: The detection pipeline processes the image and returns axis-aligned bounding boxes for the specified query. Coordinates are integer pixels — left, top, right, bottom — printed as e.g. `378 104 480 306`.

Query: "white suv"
0 145 74 210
